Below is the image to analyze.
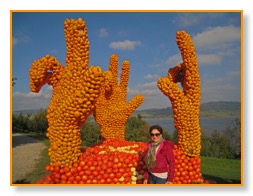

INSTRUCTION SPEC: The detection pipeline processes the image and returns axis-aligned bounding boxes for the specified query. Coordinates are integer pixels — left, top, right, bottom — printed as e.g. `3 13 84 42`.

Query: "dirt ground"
11 133 46 184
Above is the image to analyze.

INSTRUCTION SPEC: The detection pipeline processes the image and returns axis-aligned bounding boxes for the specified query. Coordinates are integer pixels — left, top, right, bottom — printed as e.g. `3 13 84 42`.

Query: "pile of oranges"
37 139 147 184
173 145 203 184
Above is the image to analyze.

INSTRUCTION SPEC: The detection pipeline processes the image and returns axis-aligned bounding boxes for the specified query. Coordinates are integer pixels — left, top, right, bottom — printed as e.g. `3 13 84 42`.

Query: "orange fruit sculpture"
94 54 144 140
157 30 203 183
29 18 112 167
30 17 203 184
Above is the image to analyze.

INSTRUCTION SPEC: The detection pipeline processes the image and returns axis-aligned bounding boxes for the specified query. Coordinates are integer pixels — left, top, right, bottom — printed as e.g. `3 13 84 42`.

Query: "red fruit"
82 175 88 182
59 168 65 174
115 172 123 178
45 165 50 171
79 161 85 167
100 178 106 184
36 179 44 184
71 167 78 174
63 166 70 173
61 174 67 181
113 158 119 164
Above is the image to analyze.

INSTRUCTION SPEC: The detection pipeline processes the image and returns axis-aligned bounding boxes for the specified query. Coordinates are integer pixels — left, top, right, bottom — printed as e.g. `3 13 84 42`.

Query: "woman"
143 125 175 184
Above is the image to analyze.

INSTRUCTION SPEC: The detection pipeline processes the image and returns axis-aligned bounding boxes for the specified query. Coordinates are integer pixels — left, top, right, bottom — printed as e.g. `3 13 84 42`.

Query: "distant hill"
200 101 240 117
200 101 240 111
12 108 46 115
12 101 240 118
134 101 240 118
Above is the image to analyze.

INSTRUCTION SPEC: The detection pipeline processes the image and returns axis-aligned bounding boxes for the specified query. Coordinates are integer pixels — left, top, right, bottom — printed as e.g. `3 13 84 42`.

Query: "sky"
11 11 242 111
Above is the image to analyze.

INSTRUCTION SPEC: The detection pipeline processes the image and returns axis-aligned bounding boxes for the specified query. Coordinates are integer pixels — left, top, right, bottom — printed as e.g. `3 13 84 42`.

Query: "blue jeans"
149 172 167 184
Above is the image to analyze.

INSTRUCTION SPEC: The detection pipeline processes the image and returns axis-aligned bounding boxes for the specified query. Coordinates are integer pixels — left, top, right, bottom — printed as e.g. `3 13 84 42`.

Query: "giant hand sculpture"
29 18 108 167
94 54 144 140
157 30 201 157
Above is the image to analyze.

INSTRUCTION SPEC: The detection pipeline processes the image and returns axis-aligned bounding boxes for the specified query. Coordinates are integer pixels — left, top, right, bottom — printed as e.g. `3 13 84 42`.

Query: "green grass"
25 139 51 184
201 156 241 184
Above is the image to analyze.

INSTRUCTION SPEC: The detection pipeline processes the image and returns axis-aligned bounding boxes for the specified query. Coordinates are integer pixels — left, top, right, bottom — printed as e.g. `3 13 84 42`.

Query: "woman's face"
150 129 162 143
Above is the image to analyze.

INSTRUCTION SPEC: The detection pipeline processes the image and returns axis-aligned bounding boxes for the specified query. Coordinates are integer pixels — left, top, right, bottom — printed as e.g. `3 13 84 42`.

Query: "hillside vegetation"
133 101 240 118
13 101 241 118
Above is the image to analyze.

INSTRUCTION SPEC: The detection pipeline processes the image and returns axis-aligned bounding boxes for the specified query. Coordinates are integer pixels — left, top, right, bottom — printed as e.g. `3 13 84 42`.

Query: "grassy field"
201 156 241 184
15 134 242 185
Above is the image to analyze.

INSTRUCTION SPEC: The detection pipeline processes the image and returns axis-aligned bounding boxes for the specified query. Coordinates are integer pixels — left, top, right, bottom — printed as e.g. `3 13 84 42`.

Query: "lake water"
143 117 239 136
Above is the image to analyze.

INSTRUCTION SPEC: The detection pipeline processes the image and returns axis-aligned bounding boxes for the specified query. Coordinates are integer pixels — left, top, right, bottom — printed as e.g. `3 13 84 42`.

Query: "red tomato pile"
173 144 203 184
36 139 205 184
36 138 148 184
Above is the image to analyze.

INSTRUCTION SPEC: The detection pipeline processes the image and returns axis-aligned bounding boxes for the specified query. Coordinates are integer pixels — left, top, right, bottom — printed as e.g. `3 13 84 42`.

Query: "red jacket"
143 140 175 182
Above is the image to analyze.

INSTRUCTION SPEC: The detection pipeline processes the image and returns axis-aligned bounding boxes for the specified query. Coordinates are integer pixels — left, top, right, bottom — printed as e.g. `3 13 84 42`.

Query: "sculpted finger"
64 18 89 70
176 31 200 94
119 60 130 93
101 70 113 96
29 55 64 92
108 54 119 86
157 77 183 102
126 95 144 115
168 63 184 83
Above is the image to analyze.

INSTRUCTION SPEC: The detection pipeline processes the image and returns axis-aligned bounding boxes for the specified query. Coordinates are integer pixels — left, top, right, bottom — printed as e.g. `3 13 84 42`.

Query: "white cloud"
173 13 226 28
117 30 127 37
44 86 53 98
109 40 141 50
159 25 240 69
127 86 169 110
129 89 171 110
173 13 202 27
127 86 160 97
162 51 222 67
137 81 157 88
144 74 160 80
26 91 43 98
12 86 52 111
165 54 182 67
99 28 108 38
193 25 240 50
12 36 18 46
50 49 59 54
141 89 160 96
201 71 240 103
12 32 31 47
127 88 140 96
197 53 222 65
201 84 240 103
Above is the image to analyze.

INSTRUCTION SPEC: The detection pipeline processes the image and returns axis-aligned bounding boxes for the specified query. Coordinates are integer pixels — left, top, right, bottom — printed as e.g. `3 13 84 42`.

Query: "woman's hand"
143 179 148 184
165 181 173 184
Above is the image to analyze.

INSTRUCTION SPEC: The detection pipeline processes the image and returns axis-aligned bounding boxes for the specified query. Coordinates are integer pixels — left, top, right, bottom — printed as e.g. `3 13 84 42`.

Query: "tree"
209 130 234 159
28 109 48 135
200 133 212 157
171 130 178 144
80 119 101 147
12 113 30 133
12 77 17 86
125 116 149 142
222 118 241 159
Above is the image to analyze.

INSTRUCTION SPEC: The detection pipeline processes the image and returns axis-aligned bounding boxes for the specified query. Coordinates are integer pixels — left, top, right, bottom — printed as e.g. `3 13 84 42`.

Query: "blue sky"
11 11 242 111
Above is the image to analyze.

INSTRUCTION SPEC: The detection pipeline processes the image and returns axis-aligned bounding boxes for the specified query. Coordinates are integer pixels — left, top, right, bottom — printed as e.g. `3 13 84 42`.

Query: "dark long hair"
149 124 164 135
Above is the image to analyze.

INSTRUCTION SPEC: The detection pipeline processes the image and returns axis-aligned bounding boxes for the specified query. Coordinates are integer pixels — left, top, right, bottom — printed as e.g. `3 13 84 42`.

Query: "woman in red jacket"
143 125 175 184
